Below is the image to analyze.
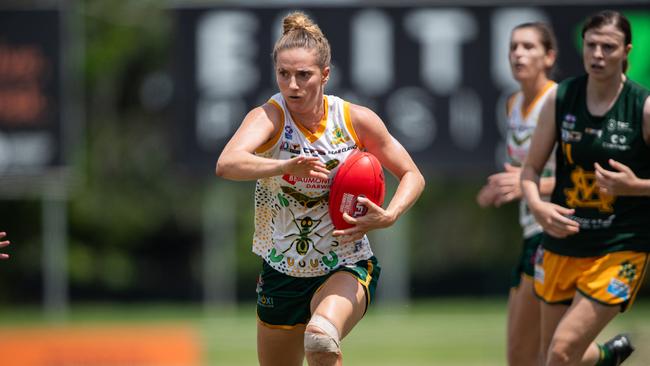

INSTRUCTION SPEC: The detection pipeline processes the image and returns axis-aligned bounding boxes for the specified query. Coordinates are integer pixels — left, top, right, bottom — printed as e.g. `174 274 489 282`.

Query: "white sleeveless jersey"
253 93 374 277
506 81 556 238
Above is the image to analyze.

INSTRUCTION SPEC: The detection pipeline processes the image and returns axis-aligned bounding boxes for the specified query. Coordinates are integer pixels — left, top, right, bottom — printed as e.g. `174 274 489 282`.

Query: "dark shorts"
510 233 543 288
256 256 381 328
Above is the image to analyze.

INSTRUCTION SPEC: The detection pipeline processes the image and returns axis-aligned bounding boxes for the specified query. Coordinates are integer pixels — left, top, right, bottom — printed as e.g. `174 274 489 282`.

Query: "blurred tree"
1 1 648 305
66 0 204 301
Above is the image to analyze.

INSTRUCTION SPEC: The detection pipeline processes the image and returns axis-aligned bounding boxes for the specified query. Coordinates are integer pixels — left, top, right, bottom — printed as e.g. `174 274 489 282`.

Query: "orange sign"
0 43 49 125
0 324 202 366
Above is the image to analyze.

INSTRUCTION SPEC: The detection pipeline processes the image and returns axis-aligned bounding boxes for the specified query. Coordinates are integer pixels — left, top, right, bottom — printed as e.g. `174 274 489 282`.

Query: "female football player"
522 10 649 366
477 22 557 366
216 11 424 366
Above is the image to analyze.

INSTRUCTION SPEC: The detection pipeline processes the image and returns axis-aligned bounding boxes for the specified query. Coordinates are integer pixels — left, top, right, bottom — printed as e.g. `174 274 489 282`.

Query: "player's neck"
520 75 550 109
586 74 625 117
587 73 625 103
291 96 325 133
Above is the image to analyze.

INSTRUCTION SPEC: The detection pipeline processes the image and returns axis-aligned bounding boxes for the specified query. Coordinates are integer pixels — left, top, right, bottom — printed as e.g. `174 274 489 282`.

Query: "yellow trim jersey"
546 75 650 256
506 81 557 238
253 93 372 277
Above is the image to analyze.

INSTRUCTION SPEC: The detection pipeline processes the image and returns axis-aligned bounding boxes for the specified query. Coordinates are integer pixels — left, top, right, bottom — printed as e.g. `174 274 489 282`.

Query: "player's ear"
321 67 330 84
544 49 556 70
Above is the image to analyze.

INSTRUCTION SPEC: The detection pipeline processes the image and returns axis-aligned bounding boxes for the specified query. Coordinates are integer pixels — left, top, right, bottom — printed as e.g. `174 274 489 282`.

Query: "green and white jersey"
506 81 557 238
253 93 374 277
546 75 650 256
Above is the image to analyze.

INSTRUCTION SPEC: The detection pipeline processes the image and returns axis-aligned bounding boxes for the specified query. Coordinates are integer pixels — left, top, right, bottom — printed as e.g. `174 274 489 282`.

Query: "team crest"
564 167 615 213
331 127 350 145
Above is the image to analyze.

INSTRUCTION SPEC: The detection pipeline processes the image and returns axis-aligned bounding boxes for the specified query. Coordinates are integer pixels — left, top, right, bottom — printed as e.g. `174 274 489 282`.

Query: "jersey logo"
280 141 301 154
561 129 582 142
325 159 340 171
607 278 630 300
564 166 615 213
284 126 294 140
618 260 637 283
331 127 350 145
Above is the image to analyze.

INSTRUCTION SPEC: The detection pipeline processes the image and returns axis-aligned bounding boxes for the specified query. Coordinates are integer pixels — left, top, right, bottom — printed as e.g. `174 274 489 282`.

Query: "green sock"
595 343 614 366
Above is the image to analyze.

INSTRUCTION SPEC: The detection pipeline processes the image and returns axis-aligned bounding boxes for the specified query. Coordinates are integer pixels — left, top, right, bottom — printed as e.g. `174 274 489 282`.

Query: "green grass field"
1 298 649 365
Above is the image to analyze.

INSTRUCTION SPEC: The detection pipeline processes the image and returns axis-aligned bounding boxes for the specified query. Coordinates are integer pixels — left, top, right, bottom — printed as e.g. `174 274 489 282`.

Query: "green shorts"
256 256 381 328
510 233 543 288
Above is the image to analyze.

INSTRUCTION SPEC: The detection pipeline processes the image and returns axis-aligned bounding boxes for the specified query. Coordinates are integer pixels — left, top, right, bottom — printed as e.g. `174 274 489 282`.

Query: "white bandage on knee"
304 315 340 353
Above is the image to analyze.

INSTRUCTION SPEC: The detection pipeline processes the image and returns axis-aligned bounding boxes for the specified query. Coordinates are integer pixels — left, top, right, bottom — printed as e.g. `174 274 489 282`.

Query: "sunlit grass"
1 298 649 365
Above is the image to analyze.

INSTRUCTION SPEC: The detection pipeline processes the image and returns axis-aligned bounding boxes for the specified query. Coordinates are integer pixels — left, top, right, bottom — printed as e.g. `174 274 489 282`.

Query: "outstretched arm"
216 104 329 181
480 163 556 208
477 92 554 208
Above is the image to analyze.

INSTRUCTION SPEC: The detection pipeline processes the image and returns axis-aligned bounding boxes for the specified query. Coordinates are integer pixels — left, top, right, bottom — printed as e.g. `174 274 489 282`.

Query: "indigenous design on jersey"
253 93 373 277
545 75 650 256
506 81 557 238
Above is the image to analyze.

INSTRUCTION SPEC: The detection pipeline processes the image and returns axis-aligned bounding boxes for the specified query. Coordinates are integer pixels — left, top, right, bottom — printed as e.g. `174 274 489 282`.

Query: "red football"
329 151 385 229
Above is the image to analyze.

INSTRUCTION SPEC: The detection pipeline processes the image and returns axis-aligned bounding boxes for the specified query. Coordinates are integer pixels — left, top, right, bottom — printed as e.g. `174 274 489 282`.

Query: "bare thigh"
310 271 367 339
257 321 306 366
540 300 569 362
542 293 620 365
507 276 541 365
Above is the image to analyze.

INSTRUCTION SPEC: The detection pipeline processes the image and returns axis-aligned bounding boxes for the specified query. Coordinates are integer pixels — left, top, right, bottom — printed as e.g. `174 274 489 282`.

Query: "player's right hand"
530 202 579 238
281 156 329 180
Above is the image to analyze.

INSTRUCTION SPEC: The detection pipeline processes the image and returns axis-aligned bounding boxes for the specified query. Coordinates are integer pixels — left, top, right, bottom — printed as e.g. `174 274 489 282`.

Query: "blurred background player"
521 10 650 366
476 22 557 366
0 231 10 260
477 21 558 365
216 11 424 366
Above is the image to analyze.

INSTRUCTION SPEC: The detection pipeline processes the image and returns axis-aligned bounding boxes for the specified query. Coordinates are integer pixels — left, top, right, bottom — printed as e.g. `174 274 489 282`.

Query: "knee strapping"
304 315 340 353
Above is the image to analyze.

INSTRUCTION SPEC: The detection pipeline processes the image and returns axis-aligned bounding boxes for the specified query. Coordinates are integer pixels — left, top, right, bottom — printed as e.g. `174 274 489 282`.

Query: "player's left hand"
332 196 394 243
488 163 522 207
595 159 643 196
476 183 498 208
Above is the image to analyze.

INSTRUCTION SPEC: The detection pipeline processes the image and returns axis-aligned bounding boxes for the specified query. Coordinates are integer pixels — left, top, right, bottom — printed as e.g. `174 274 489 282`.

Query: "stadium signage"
0 9 61 174
172 5 650 176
